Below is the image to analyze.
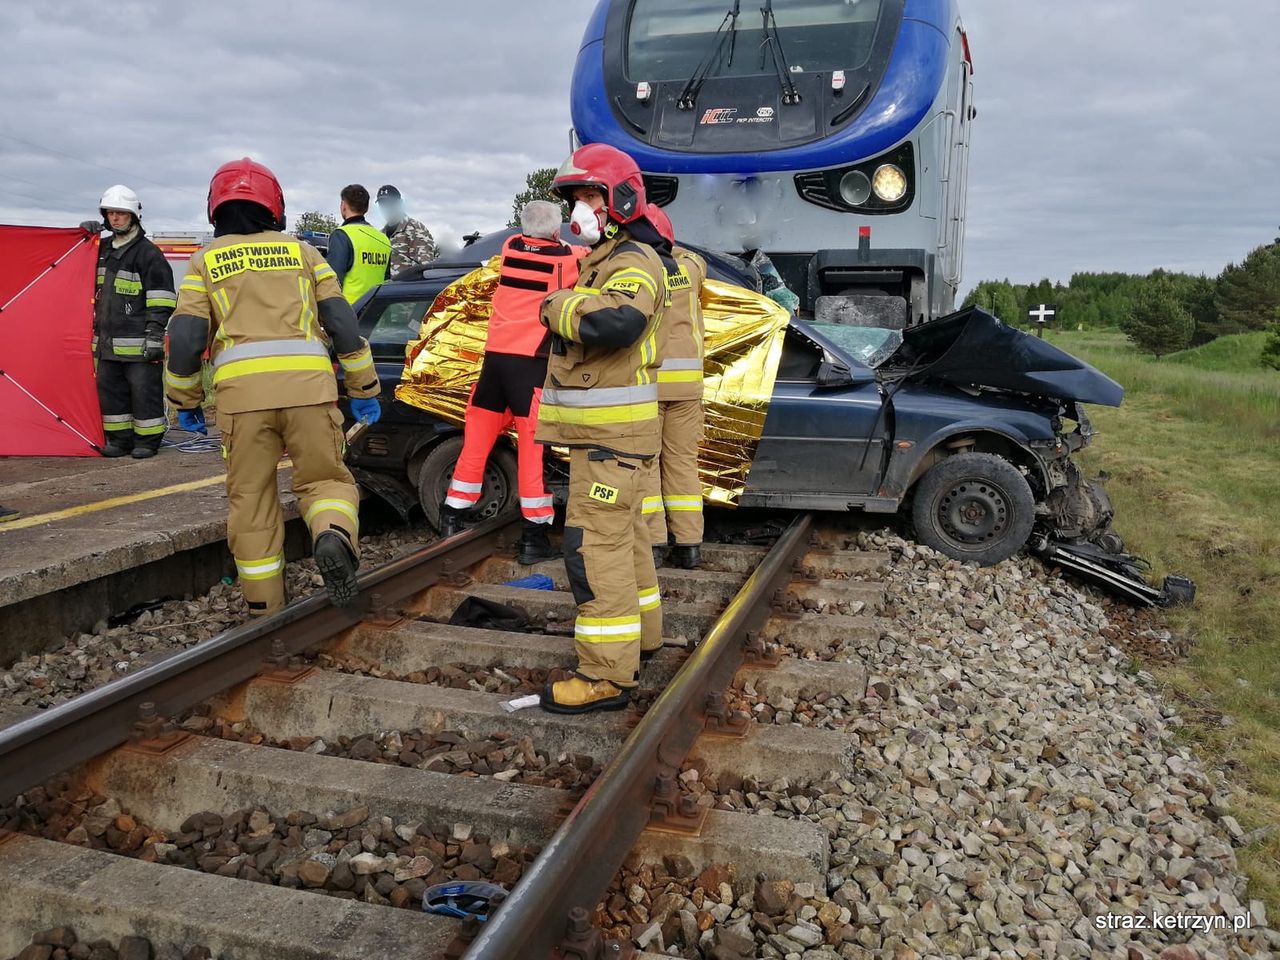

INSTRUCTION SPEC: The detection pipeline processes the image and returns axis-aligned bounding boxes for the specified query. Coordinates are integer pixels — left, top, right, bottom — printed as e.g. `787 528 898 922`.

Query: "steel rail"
462 512 813 960
0 518 517 803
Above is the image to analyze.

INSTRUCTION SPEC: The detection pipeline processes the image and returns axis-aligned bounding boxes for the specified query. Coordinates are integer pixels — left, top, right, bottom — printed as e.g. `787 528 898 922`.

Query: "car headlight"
872 164 908 203
838 170 871 206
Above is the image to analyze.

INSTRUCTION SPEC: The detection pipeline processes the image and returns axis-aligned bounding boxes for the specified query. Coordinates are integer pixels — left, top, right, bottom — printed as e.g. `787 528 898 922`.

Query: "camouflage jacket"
385 216 437 277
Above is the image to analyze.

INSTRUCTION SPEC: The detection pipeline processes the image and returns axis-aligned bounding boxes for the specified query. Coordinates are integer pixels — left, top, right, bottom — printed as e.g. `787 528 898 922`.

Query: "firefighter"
165 158 382 614
81 186 176 458
326 184 391 304
536 144 672 715
642 205 707 570
440 200 582 564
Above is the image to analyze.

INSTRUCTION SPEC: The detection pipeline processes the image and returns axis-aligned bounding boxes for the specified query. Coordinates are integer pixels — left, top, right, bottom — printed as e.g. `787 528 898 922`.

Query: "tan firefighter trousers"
644 399 705 547
219 404 361 615
562 447 663 687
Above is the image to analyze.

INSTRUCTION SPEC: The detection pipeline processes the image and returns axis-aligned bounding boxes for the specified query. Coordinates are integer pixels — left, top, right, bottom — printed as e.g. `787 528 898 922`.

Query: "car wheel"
416 436 520 534
910 452 1035 566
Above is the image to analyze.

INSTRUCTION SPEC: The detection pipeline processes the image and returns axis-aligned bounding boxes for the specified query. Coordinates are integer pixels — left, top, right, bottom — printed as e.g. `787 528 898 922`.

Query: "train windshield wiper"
676 1 742 109
760 0 802 105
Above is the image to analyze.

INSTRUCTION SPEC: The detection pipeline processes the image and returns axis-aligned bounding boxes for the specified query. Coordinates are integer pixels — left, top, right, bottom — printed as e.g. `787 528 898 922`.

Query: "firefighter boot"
439 506 466 538
540 674 631 715
517 521 559 565
131 446 158 460
314 531 359 607
670 545 701 570
101 439 134 458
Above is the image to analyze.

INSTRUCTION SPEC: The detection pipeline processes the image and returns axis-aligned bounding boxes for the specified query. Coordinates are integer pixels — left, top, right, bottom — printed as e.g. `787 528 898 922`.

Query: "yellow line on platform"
0 461 291 533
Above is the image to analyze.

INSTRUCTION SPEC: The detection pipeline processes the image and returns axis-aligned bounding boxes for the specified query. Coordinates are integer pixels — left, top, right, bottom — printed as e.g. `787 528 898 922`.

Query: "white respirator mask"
569 200 606 245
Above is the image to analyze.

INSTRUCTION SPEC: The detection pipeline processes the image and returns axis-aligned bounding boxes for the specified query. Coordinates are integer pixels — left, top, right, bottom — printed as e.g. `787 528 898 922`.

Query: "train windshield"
626 0 886 83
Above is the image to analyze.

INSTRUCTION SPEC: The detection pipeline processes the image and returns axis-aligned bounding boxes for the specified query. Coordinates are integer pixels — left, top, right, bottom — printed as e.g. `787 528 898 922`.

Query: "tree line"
963 235 1280 365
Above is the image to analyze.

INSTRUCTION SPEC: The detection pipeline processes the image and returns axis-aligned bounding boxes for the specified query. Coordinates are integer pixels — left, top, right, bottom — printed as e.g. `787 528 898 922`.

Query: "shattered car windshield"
808 322 902 368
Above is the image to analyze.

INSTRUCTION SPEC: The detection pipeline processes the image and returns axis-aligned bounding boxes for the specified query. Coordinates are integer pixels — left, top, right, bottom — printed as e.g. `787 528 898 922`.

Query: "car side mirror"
815 360 853 387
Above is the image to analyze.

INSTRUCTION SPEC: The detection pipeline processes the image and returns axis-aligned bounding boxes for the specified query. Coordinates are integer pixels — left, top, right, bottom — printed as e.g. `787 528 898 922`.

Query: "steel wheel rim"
937 479 1010 546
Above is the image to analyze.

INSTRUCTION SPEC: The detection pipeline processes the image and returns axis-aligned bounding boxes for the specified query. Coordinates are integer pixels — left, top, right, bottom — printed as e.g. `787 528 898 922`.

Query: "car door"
740 326 890 510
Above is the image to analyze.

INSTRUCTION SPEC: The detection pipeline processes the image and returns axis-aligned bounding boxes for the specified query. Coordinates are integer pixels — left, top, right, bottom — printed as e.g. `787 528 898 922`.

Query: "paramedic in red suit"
440 200 583 564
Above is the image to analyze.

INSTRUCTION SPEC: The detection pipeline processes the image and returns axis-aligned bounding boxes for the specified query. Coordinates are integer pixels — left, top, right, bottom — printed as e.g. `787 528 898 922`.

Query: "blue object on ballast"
504 573 554 591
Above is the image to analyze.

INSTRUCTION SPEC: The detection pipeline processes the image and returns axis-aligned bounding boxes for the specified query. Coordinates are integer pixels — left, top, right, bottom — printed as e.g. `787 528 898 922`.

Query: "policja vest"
165 231 379 415
487 234 582 357
335 222 391 304
536 228 667 459
654 245 707 402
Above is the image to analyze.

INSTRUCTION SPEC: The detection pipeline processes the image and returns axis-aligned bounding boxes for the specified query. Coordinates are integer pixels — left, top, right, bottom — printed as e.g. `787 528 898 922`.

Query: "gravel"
626 531 1273 959
1 776 535 911
0 523 433 720
5 928 211 960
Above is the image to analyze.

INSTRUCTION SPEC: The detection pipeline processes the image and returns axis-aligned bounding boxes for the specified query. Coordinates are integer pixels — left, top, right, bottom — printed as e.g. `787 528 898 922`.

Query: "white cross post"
1029 303 1056 338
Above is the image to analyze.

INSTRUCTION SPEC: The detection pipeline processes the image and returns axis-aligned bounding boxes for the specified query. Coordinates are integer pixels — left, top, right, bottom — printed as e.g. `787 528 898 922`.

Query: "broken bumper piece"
1031 536 1196 608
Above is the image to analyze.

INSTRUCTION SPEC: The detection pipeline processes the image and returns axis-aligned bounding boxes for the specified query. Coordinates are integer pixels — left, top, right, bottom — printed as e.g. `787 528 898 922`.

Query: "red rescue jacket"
487 234 583 358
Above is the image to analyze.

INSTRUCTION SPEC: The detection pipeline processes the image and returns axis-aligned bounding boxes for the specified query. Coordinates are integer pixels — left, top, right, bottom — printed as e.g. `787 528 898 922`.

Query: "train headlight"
838 170 871 206
872 164 908 203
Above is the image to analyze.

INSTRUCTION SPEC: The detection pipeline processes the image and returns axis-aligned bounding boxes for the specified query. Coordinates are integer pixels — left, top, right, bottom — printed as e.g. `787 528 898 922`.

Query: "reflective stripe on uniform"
303 498 359 528
340 347 374 373
448 480 483 494
146 289 177 308
314 263 337 282
538 401 658 426
236 553 285 581
556 293 589 339
641 496 663 515
111 337 145 356
102 414 132 431
657 369 703 384
213 355 333 384
445 479 483 509
658 357 702 371
180 274 205 292
575 615 642 644
542 384 657 408
662 496 703 512
165 369 202 389
637 586 661 612
133 417 168 436
211 339 332 385
520 495 553 510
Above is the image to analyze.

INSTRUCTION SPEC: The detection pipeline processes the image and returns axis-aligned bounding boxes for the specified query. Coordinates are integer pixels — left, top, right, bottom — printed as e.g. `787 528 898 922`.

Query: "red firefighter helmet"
207 157 285 225
645 203 675 244
553 143 647 225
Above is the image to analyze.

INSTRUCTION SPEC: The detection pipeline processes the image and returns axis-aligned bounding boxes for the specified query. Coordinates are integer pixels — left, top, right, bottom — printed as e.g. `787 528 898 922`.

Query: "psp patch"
605 279 642 296
588 482 620 505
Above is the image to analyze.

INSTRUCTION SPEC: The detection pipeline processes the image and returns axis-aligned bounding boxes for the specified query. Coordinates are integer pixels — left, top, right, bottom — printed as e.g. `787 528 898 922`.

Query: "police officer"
536 144 670 715
165 158 383 614
440 200 582 564
642 205 707 569
81 186 176 458
375 184 438 277
326 184 391 304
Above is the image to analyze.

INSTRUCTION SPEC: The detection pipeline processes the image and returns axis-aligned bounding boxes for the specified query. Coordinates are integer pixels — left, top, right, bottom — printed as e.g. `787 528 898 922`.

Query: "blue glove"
350 398 382 425
177 408 207 435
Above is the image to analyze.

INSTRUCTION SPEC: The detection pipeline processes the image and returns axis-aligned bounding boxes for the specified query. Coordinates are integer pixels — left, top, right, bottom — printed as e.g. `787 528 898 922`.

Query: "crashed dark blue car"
345 228 1131 575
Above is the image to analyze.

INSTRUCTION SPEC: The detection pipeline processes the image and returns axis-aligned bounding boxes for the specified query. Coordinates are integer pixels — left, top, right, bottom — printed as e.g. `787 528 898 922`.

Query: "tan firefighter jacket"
165 231 378 415
535 227 666 458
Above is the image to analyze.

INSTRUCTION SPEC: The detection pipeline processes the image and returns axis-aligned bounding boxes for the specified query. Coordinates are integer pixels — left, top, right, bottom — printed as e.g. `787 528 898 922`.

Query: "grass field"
1046 327 1280 911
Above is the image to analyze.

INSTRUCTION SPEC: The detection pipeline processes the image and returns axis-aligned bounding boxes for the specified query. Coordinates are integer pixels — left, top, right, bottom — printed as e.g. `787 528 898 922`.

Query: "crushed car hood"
888 308 1124 407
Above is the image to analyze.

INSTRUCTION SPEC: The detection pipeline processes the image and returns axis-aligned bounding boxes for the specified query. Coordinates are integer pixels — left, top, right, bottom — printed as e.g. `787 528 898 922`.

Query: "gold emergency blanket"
395 257 791 504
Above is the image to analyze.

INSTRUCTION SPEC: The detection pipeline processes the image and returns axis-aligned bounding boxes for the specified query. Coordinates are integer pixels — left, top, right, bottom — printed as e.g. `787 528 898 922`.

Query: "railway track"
0 513 888 960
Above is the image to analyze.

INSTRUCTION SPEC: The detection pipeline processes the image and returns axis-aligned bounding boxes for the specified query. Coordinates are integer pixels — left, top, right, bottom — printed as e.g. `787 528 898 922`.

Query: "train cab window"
627 0 886 83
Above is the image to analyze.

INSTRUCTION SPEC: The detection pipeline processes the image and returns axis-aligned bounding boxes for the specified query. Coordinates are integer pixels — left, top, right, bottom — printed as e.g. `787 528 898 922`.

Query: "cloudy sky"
2 1 1277 291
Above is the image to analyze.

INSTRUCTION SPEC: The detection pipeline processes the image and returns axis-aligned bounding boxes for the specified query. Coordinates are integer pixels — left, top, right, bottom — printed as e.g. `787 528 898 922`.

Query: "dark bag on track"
447 596 529 632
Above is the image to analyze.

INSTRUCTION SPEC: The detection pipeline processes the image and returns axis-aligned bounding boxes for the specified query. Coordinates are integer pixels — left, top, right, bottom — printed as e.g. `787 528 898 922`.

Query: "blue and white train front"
571 0 974 325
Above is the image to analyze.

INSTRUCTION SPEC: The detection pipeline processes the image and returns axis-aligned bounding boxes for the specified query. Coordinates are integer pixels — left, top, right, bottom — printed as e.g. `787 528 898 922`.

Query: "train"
569 0 974 326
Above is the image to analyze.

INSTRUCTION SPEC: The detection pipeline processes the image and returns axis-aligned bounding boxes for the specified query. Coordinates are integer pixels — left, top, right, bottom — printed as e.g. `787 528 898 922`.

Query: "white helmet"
99 184 142 219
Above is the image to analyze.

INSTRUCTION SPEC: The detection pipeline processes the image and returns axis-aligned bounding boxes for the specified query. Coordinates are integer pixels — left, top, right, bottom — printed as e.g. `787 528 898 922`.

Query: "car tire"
910 452 1035 566
416 436 520 534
